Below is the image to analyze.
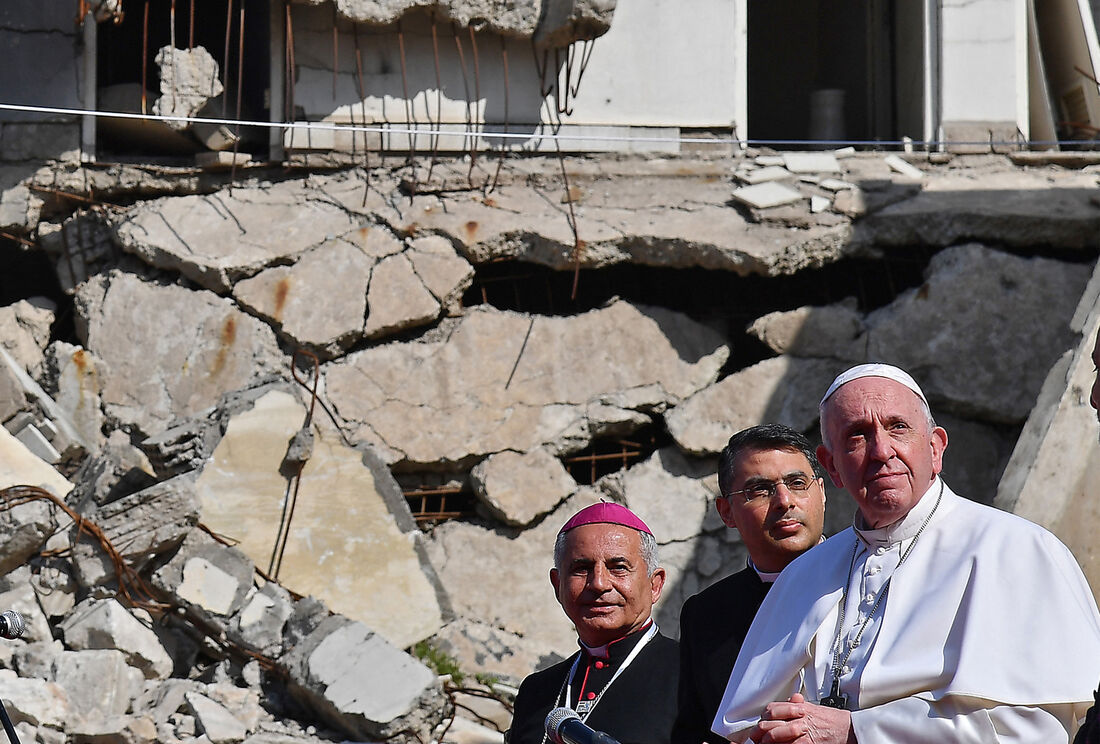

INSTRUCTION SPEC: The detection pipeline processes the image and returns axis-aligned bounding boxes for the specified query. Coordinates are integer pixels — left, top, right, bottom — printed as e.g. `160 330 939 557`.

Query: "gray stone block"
283 615 445 741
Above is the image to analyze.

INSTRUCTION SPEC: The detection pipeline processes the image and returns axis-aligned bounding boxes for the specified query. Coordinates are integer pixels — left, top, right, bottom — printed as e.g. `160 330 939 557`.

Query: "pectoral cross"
820 680 848 710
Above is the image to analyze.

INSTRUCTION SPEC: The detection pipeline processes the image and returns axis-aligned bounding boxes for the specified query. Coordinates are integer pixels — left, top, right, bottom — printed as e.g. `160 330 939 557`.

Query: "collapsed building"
1 1 1100 743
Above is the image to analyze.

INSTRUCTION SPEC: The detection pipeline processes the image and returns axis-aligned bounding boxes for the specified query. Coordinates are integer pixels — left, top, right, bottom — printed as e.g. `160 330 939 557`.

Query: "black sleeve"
672 596 706 744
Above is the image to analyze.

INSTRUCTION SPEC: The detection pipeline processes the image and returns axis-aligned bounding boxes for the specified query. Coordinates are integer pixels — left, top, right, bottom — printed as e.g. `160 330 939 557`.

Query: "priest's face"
550 523 665 647
715 446 826 573
817 377 948 528
1091 326 1100 437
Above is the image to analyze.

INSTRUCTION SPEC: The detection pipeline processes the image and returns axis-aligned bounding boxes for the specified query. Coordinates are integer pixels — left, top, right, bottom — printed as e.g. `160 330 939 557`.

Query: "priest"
712 363 1100 743
508 502 679 744
674 424 827 744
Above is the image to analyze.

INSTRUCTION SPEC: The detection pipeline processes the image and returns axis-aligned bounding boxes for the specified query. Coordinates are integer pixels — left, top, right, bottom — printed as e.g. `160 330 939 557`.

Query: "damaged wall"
283 0 737 159
1 147 1098 699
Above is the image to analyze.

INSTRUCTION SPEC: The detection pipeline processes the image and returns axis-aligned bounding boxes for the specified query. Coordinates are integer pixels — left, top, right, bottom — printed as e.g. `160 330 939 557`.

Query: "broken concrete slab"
38 212 122 294
430 617 559 685
112 181 362 293
30 556 77 619
0 170 44 235
46 342 105 451
738 166 791 184
51 649 144 720
0 410 73 497
818 178 857 191
325 300 728 465
731 181 803 209
152 46 223 133
0 467 68 575
230 582 294 657
665 356 847 456
747 298 865 357
469 448 576 527
533 0 618 46
598 447 717 543
79 472 199 574
364 252 442 339
66 429 157 511
232 235 376 357
140 417 221 479
60 597 174 680
329 0 615 46
385 159 855 278
883 154 924 179
859 243 1089 423
194 388 444 650
152 530 254 620
11 639 64 680
185 691 248 744
74 271 285 436
283 615 445 741
853 170 1100 250
68 713 159 744
0 669 72 730
0 298 54 378
406 235 476 314
782 152 840 174
0 359 26 423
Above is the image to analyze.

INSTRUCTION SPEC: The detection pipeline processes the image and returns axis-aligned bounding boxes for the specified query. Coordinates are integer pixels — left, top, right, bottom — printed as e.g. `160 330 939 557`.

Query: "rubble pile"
0 149 1096 742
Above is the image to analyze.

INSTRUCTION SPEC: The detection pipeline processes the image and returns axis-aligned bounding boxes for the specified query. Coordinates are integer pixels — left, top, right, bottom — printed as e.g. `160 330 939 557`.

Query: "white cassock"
712 478 1100 743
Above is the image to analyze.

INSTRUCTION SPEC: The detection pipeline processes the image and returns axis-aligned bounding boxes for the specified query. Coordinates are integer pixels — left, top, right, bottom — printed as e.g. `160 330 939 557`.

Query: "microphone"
0 611 25 640
545 707 622 744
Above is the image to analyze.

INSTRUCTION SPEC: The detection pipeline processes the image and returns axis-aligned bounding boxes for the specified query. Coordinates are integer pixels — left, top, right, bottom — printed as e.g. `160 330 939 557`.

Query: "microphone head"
545 707 580 744
0 610 24 639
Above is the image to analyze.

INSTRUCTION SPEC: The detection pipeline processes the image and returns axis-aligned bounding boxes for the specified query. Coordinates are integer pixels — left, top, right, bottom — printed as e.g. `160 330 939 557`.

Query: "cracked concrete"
324 299 728 465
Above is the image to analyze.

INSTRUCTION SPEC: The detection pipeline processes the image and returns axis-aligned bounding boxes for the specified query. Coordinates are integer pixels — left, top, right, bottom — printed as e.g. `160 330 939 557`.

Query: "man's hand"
746 693 855 744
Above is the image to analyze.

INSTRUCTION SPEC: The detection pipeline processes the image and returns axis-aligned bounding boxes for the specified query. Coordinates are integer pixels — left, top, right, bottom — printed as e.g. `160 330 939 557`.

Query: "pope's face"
817 377 947 528
550 524 664 647
1091 327 1100 431
715 446 826 573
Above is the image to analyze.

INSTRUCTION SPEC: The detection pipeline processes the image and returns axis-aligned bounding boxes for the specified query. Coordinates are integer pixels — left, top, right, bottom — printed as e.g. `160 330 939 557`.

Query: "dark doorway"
747 0 925 147
95 0 270 159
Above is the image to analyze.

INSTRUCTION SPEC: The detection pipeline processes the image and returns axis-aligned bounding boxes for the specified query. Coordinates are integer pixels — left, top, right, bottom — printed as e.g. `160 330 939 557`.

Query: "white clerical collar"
854 478 941 549
750 559 782 584
749 535 828 582
579 618 654 660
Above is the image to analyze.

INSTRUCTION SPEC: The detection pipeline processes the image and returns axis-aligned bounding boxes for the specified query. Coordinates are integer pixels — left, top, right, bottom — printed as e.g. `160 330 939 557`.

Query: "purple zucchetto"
559 502 653 536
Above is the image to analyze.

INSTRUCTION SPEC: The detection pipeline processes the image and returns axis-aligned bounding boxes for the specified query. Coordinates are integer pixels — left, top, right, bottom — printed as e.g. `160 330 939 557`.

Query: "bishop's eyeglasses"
727 474 819 503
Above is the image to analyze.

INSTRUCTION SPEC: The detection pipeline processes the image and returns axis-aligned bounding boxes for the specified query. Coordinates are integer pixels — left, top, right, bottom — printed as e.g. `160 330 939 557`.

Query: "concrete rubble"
318 0 617 46
0 144 1095 743
325 299 728 465
75 271 286 435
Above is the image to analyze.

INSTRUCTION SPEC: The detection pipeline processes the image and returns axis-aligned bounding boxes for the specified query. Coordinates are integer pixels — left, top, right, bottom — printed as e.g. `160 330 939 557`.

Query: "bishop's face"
817 377 947 528
550 524 665 647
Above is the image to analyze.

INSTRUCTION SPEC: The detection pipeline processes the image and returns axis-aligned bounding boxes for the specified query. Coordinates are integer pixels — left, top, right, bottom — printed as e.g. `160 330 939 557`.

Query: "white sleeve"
849 695 1076 743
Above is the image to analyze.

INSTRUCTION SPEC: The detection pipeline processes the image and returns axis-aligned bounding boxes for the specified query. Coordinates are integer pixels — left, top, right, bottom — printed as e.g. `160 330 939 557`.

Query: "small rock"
884 154 924 179
731 182 803 209
470 448 576 527
185 692 248 744
60 597 173 680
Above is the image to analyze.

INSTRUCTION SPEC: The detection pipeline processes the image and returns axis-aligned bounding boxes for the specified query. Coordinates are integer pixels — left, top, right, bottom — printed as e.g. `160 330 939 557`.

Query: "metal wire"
268 349 321 580
8 98 1100 150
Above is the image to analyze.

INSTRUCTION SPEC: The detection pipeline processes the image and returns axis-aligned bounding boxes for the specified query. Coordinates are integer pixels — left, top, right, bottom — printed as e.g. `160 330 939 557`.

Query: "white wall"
940 0 1025 129
286 0 741 151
